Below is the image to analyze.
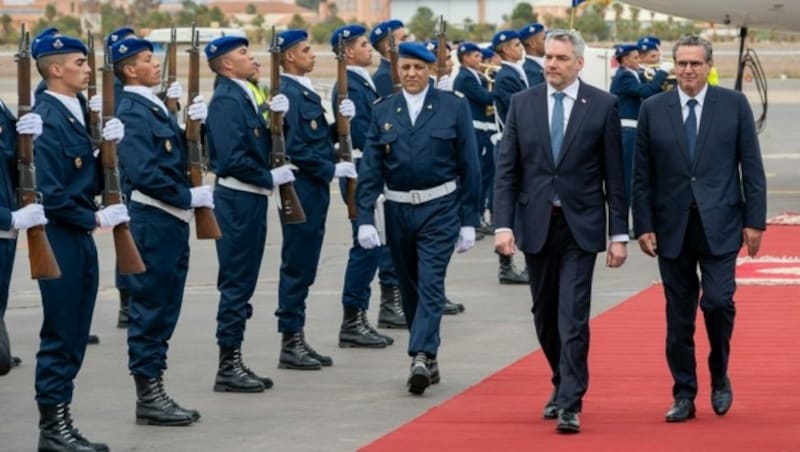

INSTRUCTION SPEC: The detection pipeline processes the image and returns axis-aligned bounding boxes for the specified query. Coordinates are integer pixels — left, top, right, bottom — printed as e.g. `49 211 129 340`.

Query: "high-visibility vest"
708 66 719 86
247 81 270 123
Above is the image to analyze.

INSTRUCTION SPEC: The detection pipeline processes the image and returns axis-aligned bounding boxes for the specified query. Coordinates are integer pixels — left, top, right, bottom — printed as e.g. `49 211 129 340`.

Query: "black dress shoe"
543 389 558 420
711 376 733 416
665 398 696 422
87 334 100 345
556 409 580 433
12 356 22 367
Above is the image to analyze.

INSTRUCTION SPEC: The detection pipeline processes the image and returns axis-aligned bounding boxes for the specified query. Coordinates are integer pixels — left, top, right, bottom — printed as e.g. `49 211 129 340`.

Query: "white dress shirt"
402 85 429 126
677 83 708 133
45 90 85 126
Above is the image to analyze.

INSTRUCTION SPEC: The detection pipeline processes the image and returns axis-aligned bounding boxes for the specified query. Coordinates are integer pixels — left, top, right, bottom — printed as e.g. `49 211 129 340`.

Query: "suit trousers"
127 204 190 377
621 126 636 208
657 208 737 399
476 130 494 215
524 209 597 413
0 238 15 317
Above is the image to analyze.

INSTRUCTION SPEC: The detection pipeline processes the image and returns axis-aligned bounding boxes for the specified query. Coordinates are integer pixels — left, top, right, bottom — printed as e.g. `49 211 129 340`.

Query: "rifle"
164 26 178 114
335 35 357 220
186 24 222 239
436 16 448 82
15 24 61 280
387 31 401 94
269 26 306 224
87 31 102 149
101 46 146 274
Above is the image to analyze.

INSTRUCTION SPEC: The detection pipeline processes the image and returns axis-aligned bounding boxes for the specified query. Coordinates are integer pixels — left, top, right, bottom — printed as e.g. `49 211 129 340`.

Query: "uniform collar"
124 85 169 115
45 90 85 126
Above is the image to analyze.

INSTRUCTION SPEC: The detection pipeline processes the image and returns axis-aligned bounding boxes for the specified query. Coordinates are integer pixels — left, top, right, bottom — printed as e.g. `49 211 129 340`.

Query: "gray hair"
544 29 585 58
672 35 713 62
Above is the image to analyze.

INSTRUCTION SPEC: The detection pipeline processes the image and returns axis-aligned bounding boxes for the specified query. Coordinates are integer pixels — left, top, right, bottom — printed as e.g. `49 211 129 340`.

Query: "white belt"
217 176 271 197
473 120 497 132
384 180 457 205
0 229 17 239
621 119 638 128
131 190 193 223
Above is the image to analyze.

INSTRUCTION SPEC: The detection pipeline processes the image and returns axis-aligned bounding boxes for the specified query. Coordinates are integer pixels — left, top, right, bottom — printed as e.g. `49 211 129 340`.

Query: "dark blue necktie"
550 92 566 162
685 98 698 161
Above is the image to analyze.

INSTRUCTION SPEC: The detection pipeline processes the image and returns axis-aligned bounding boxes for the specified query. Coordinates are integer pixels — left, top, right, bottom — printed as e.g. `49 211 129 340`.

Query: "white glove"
270 164 296 187
102 117 125 143
357 224 381 250
16 112 43 140
190 185 215 208
658 61 674 73
187 95 208 123
269 94 290 114
338 98 356 119
436 75 453 92
166 81 183 100
11 204 47 230
96 203 130 228
334 161 357 179
89 95 102 113
455 226 476 253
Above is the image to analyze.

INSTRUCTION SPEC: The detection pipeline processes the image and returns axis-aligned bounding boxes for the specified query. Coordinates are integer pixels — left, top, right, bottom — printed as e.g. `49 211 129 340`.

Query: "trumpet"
478 63 500 116
641 62 677 91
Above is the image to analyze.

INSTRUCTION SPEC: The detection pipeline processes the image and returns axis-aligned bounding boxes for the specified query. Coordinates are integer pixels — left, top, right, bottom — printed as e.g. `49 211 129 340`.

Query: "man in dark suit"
632 35 766 422
494 29 628 434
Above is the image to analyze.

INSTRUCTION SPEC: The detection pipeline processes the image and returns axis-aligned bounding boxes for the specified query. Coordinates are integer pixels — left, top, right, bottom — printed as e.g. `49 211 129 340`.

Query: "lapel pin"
68 117 75 124
384 122 392 131
426 104 432 110
581 98 587 104
396 107 402 113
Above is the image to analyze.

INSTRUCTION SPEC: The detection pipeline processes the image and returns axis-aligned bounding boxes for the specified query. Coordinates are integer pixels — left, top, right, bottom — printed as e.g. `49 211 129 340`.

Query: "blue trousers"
36 222 98 405
476 130 494 215
276 176 329 333
0 238 15 317
341 219 397 310
214 187 268 348
621 126 636 208
127 204 190 377
385 194 459 358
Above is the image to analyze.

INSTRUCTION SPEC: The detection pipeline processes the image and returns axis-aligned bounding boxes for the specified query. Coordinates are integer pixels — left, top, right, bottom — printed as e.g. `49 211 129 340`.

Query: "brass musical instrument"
641 62 677 91
478 63 500 116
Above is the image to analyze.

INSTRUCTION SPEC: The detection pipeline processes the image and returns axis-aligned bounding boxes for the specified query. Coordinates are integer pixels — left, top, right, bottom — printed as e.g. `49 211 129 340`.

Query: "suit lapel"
556 83 589 167
666 90 691 169
693 85 715 171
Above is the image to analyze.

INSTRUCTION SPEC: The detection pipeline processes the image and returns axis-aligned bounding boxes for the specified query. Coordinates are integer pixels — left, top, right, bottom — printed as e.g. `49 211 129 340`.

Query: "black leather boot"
443 298 463 315
117 289 130 328
61 405 110 451
407 352 431 395
427 358 440 385
498 254 528 284
214 348 266 393
377 284 406 328
86 335 99 345
133 374 194 426
154 377 200 422
339 307 387 348
279 332 322 370
359 310 394 346
300 331 333 367
37 403 96 451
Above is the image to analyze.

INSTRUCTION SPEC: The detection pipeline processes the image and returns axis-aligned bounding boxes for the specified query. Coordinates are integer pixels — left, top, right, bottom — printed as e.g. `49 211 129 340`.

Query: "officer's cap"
32 27 60 59
398 42 436 64
492 30 520 50
330 24 367 49
369 19 404 46
457 42 481 56
205 36 249 61
637 35 661 51
34 35 88 59
614 43 638 59
518 23 545 41
106 27 136 49
276 30 308 53
111 38 153 64
480 47 496 60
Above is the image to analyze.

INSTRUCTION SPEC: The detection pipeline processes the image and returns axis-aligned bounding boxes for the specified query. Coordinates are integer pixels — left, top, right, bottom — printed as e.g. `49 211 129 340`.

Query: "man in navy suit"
632 35 766 423
494 29 628 433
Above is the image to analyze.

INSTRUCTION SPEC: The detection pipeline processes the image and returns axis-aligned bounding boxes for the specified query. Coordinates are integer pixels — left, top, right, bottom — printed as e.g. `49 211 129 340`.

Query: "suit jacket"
494 81 628 254
632 85 767 259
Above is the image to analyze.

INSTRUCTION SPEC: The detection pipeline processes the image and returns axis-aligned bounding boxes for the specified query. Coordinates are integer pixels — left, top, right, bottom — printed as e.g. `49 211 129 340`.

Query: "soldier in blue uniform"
112 37 211 426
33 34 129 451
637 35 662 66
330 24 399 348
356 42 481 395
370 20 407 97
276 29 357 370
0 101 47 373
205 36 293 388
519 23 546 87
609 43 670 206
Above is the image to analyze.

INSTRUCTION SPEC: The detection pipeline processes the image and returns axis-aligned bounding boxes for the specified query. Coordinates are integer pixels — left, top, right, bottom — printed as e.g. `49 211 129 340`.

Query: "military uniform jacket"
116 91 191 208
493 64 528 125
281 76 336 184
332 69 378 151
609 67 667 120
34 93 100 232
453 66 493 124
207 76 273 190
372 58 393 98
356 89 481 227
523 57 545 87
0 103 16 230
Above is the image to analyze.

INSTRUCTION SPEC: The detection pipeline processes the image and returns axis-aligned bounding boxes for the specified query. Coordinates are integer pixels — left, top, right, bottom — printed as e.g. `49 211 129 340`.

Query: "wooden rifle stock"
436 16 448 82
186 26 221 239
87 32 102 149
165 26 178 114
15 24 60 280
335 36 357 220
388 33 401 94
101 46 146 275
269 26 306 224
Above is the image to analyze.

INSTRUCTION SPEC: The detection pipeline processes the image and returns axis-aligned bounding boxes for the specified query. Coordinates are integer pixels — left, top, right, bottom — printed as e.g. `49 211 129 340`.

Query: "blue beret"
424 40 452 54
614 43 638 59
369 19 404 46
276 29 308 52
205 36 249 61
32 27 60 59
492 30 520 50
518 23 545 41
111 38 153 64
106 27 136 49
637 36 660 52
457 42 481 56
330 24 367 49
480 47 495 60
34 35 87 59
398 42 436 64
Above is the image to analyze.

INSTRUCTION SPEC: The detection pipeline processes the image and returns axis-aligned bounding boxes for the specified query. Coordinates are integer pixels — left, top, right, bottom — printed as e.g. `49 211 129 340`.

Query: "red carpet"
362 223 800 451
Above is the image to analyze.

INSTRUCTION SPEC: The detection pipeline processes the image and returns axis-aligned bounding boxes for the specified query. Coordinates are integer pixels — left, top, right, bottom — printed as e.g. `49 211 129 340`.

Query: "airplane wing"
623 0 800 33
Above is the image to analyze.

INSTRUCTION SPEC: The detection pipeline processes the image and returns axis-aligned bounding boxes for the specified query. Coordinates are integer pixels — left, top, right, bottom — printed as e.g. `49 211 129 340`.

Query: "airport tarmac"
0 80 798 451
